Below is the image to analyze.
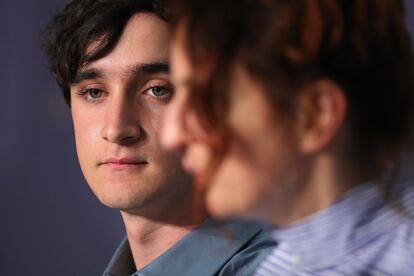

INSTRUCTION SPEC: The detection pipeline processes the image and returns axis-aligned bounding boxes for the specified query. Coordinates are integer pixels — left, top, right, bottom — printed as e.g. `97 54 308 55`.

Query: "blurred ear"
296 79 347 154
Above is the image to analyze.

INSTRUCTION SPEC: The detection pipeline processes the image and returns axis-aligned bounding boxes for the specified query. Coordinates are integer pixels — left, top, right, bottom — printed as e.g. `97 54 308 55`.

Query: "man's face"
70 13 192 211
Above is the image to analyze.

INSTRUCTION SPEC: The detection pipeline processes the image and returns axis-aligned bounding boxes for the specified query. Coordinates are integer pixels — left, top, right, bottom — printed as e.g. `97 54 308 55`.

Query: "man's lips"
99 158 148 167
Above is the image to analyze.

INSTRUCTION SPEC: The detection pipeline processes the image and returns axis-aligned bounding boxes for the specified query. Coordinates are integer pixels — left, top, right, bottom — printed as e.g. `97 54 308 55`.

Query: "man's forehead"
84 12 170 52
106 16 168 58
70 12 171 86
116 12 171 55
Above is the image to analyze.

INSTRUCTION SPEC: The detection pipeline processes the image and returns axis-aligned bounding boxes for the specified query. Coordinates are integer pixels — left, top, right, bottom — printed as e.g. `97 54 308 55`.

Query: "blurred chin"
205 180 258 220
203 160 264 219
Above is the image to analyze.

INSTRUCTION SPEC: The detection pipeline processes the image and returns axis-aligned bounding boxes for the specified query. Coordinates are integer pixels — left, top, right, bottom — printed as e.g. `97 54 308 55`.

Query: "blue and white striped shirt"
256 179 414 275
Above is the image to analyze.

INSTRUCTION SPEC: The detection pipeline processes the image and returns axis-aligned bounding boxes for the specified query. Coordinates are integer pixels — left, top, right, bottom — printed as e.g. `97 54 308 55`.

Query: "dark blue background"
0 1 123 275
0 1 413 275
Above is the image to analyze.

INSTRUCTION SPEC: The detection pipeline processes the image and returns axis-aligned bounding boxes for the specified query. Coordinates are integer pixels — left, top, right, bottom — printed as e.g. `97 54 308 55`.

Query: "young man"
42 0 275 275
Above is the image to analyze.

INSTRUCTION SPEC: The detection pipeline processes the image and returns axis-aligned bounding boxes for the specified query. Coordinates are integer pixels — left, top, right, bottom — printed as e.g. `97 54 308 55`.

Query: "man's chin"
95 193 150 211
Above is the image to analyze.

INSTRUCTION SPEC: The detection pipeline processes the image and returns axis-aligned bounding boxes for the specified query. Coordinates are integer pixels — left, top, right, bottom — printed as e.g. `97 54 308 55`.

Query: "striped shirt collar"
268 180 405 271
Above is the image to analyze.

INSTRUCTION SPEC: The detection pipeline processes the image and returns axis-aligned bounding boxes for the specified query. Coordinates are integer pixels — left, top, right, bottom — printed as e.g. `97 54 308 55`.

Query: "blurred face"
162 34 301 222
70 13 192 212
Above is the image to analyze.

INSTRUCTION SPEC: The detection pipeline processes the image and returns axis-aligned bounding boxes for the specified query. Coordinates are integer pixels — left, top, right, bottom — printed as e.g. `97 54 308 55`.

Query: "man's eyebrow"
72 68 103 84
131 62 169 75
71 63 169 85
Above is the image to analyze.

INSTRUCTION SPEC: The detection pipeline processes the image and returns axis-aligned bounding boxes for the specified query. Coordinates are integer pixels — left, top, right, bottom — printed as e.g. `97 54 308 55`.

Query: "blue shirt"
256 180 414 275
103 218 276 276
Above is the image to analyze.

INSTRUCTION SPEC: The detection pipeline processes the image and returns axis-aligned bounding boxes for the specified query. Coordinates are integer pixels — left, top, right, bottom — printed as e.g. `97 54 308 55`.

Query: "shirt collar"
103 237 135 276
104 218 264 276
269 180 404 271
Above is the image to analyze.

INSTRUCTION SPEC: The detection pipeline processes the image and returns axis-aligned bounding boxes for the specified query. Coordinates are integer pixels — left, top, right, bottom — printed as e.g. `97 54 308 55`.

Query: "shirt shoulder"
104 219 277 276
388 215 414 274
215 221 277 276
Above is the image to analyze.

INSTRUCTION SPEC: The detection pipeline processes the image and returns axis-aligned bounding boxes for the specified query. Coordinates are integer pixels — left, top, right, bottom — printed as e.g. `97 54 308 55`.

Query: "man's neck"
120 198 207 270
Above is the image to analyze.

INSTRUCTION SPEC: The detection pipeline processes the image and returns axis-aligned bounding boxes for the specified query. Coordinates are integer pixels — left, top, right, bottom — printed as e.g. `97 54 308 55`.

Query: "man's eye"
147 86 171 97
88 89 103 98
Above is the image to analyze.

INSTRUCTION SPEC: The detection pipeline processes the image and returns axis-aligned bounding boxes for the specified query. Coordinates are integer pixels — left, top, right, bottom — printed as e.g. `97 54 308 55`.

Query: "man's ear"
296 79 347 154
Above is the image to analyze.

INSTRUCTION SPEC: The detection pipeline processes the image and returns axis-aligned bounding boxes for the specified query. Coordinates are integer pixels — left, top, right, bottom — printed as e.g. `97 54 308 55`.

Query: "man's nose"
101 95 142 145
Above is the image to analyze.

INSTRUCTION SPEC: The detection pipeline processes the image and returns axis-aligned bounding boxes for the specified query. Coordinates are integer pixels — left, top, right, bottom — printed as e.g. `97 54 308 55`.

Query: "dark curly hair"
42 0 170 105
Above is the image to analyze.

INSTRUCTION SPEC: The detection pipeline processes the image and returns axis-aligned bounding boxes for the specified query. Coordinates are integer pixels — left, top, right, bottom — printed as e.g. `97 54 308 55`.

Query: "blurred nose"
161 91 190 152
101 94 142 145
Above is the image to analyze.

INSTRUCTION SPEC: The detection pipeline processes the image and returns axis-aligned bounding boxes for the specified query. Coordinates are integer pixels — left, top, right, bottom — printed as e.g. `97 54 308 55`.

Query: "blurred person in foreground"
42 0 276 275
162 0 414 274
